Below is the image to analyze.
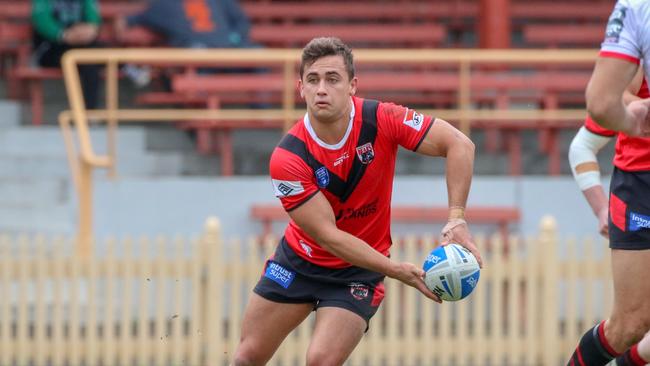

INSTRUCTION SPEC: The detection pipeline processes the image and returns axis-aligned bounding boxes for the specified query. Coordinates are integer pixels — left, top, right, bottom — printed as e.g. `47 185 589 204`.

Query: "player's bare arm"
587 57 649 136
413 118 483 267
288 192 441 303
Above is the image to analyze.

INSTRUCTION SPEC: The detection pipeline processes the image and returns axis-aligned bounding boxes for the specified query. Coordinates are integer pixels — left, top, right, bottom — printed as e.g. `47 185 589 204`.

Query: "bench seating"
522 24 607 48
250 204 521 240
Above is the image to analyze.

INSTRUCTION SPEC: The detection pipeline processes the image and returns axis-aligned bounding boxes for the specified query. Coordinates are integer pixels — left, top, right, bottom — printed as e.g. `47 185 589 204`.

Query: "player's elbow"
586 90 618 130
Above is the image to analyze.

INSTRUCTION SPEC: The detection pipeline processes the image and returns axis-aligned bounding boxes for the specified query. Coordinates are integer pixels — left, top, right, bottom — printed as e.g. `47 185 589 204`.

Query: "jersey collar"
303 98 355 150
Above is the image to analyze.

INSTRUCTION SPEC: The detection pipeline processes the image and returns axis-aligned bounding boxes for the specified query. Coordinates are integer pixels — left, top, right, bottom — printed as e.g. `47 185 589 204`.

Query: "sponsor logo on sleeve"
264 261 295 289
604 6 627 43
272 179 305 197
315 166 330 188
629 211 650 231
355 142 375 164
403 108 424 131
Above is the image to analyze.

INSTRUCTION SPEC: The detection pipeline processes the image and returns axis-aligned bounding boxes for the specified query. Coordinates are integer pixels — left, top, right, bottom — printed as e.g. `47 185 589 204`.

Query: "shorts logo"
272 179 305 197
355 143 375 165
349 282 369 300
403 109 424 131
315 167 330 188
604 6 627 43
264 261 295 289
299 239 313 258
629 211 650 232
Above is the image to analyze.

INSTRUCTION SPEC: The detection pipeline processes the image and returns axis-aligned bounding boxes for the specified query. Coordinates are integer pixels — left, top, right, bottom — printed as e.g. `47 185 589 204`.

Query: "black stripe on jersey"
278 134 348 198
413 117 435 152
340 99 379 202
277 99 379 203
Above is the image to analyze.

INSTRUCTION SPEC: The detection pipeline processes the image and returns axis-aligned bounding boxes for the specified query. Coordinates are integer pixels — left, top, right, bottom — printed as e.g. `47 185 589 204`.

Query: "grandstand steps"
0 177 68 206
0 202 73 234
0 100 20 128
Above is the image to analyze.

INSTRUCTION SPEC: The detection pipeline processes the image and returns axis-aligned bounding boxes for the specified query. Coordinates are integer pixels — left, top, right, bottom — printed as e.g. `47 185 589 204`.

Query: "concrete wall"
90 175 606 239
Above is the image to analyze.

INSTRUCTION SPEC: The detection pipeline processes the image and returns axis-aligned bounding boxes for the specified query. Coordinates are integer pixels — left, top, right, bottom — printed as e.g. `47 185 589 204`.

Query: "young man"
232 37 481 366
566 1 650 365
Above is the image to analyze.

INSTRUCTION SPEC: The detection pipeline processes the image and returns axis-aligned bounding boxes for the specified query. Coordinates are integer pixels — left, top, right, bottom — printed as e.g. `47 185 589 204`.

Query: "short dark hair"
300 37 355 80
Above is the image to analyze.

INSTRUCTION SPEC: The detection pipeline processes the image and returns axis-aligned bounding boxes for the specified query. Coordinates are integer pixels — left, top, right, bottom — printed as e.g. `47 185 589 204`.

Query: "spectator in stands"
232 37 481 366
115 0 258 88
565 0 650 364
115 0 255 49
31 0 102 109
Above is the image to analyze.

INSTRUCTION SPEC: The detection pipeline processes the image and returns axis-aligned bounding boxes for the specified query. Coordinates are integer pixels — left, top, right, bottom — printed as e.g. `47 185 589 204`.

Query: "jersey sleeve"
600 0 642 64
269 146 319 211
376 102 434 151
584 115 617 137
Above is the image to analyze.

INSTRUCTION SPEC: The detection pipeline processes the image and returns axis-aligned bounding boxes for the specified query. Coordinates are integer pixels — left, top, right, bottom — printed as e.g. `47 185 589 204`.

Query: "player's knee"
232 342 267 366
305 348 346 366
608 314 649 347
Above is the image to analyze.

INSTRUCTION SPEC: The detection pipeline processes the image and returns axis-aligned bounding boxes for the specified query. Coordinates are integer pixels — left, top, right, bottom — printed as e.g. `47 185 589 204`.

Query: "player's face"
299 55 357 123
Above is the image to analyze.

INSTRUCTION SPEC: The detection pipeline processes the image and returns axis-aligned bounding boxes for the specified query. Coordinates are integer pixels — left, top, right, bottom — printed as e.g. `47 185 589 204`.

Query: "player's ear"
349 76 358 96
298 79 304 98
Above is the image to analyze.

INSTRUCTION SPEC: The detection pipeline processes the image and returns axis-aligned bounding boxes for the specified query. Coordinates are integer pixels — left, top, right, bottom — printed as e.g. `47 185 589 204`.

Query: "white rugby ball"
422 243 480 301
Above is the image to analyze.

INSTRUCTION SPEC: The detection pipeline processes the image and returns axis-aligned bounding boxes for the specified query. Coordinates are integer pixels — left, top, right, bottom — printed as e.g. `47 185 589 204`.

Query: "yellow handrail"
59 48 598 255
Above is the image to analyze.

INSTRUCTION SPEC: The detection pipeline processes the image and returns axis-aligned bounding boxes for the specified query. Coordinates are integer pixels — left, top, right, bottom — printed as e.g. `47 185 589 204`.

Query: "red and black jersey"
270 96 434 268
584 79 650 171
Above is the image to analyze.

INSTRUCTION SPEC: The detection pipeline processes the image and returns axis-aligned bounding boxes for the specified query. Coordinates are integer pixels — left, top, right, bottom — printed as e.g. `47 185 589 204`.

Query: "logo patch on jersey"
629 211 650 232
403 109 424 131
355 142 375 164
272 179 305 197
605 6 627 43
264 261 295 289
349 282 369 300
333 151 349 166
315 166 330 188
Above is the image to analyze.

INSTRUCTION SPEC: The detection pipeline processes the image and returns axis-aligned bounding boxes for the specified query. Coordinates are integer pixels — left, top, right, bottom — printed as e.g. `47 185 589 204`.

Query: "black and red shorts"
253 238 386 329
609 167 650 250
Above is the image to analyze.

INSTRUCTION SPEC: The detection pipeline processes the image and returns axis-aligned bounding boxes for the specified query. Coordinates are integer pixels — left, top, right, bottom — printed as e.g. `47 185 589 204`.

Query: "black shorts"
609 167 650 250
253 238 386 329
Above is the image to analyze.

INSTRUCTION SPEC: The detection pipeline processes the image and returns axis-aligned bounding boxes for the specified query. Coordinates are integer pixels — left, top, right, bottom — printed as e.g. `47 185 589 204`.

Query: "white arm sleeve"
568 127 613 191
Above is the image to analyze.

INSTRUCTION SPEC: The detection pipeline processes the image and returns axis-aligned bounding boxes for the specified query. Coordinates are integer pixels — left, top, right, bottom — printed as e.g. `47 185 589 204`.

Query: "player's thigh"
610 249 650 325
306 306 366 366
237 293 313 360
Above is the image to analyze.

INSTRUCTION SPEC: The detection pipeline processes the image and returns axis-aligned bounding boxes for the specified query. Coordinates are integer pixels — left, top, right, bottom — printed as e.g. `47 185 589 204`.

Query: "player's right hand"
597 207 609 238
392 262 442 303
625 98 650 137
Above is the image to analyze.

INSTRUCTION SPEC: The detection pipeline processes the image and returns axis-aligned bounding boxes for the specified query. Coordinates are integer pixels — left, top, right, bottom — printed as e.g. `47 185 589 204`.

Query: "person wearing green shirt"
32 0 101 109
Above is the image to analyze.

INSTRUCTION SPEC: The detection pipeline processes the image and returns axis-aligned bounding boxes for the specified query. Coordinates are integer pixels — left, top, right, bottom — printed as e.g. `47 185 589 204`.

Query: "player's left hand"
440 219 483 268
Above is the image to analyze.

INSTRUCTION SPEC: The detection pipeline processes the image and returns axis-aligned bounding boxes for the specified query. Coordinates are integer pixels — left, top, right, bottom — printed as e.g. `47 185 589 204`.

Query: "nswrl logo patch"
315 166 330 188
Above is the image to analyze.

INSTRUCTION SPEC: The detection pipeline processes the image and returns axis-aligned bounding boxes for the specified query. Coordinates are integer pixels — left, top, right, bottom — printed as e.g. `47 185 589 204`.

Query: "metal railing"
59 48 597 254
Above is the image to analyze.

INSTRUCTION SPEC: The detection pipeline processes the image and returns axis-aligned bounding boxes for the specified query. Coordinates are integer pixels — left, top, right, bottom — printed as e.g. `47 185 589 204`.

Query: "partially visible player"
566 0 650 365
569 70 645 238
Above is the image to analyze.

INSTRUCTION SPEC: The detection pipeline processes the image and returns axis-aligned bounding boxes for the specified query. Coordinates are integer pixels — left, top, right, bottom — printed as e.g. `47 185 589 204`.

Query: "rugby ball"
422 243 480 301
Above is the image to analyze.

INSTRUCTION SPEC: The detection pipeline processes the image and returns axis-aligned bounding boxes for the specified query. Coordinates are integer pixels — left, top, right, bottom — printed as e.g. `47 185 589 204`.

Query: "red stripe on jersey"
371 281 385 307
630 344 649 365
599 51 640 64
609 193 627 232
597 320 620 357
584 116 616 137
576 345 586 366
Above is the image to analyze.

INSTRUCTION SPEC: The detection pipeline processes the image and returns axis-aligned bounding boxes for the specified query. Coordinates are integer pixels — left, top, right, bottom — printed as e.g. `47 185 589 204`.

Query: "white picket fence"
0 216 612 366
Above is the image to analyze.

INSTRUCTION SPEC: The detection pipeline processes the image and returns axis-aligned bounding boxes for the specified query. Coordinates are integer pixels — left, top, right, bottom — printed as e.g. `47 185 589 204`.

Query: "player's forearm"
445 136 475 210
582 185 608 217
315 229 399 277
